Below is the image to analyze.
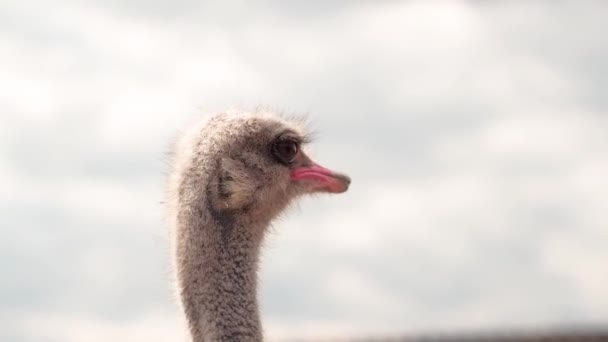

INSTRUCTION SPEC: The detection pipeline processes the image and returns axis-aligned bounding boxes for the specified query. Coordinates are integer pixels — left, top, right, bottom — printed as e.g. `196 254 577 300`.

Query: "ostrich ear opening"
217 157 257 210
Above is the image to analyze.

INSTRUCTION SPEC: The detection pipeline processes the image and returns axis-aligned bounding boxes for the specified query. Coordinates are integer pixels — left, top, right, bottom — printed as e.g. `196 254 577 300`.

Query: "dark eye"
272 138 299 165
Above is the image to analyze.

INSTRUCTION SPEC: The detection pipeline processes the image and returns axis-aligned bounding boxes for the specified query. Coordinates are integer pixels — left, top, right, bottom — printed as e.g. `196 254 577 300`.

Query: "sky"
1 1 607 341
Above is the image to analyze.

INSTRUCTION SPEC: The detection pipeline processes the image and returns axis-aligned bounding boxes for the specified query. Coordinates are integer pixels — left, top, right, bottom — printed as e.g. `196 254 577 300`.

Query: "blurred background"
1 1 607 341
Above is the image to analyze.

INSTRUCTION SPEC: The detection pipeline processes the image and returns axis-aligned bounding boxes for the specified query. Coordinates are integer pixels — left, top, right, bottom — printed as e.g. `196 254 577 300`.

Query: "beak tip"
330 173 351 193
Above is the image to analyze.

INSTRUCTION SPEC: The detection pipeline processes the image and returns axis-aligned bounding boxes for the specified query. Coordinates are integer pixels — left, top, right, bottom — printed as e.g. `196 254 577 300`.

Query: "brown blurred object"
406 330 608 342
288 330 608 342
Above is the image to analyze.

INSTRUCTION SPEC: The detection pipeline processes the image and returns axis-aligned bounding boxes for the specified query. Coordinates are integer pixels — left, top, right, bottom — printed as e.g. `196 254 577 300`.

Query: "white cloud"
2 311 186 342
541 232 608 317
2 0 608 340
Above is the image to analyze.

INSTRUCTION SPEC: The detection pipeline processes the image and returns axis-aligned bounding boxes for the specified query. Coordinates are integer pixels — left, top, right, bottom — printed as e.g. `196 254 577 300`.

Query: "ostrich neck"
177 211 267 342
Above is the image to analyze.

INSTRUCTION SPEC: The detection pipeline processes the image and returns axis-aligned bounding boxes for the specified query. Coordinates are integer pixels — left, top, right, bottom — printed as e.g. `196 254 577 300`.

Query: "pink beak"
290 164 351 193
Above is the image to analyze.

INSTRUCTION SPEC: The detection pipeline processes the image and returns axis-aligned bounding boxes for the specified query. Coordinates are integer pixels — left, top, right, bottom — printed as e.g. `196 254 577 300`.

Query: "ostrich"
167 110 351 342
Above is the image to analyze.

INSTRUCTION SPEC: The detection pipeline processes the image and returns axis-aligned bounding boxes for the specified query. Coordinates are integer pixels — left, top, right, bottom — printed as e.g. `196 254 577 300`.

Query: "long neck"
176 211 265 342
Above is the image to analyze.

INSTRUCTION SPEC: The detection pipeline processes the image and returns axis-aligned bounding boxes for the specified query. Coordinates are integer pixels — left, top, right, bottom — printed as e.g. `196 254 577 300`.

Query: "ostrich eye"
272 138 299 165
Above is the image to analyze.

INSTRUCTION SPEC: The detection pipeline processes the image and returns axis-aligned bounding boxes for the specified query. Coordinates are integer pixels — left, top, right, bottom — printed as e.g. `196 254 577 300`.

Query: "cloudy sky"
1 1 607 341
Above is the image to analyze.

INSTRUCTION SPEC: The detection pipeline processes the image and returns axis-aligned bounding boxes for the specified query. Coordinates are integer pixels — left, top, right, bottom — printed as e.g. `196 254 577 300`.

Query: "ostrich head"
168 110 350 342
173 111 350 227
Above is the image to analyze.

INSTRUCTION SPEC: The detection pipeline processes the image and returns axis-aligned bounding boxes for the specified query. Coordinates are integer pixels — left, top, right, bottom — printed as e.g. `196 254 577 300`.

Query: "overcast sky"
1 1 607 341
